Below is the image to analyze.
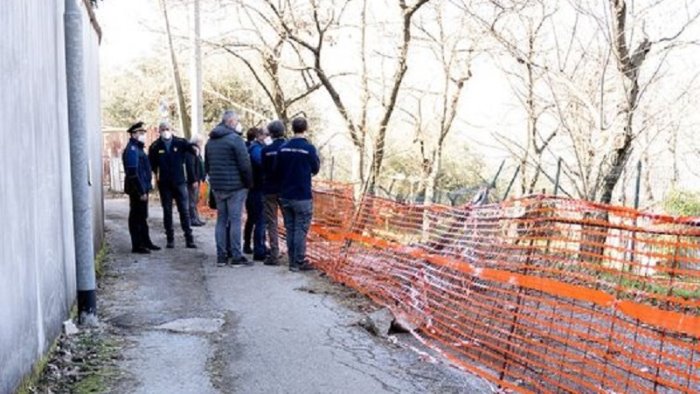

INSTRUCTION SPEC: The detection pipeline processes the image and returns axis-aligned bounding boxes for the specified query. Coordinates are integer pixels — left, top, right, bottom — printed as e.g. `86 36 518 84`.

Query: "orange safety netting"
202 181 700 393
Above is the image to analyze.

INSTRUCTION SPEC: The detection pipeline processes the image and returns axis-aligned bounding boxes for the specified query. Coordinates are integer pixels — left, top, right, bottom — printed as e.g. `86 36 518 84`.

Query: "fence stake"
554 157 562 196
490 160 505 189
502 165 520 201
634 160 642 209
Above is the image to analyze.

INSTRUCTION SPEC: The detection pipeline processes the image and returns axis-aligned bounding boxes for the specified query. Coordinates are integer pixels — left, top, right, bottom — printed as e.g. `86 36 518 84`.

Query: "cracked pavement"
102 197 491 393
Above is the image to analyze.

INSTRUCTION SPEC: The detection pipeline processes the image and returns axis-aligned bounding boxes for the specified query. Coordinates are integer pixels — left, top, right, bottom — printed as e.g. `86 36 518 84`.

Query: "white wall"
0 1 102 392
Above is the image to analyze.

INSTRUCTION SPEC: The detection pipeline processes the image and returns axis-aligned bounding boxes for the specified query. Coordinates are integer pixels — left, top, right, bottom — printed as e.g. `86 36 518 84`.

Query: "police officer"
148 122 198 249
122 122 160 254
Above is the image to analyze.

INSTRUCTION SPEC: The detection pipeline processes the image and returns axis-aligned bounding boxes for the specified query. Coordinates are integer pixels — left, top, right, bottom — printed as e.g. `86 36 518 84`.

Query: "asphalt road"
102 197 492 394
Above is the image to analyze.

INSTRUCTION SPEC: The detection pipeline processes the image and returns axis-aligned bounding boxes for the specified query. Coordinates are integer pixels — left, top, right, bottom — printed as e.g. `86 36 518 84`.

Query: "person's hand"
140 194 148 202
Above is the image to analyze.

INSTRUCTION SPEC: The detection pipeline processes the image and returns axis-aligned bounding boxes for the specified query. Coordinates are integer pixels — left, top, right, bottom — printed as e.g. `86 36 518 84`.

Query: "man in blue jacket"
205 110 254 267
261 120 287 266
148 122 198 249
244 127 268 261
122 121 159 254
276 117 320 272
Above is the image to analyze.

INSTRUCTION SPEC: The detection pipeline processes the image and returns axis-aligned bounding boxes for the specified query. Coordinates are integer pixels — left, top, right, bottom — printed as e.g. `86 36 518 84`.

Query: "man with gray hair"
148 122 198 249
205 110 253 266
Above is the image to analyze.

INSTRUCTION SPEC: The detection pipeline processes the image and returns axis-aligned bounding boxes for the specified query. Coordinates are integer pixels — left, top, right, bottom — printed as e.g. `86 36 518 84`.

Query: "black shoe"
186 239 197 249
146 244 161 251
288 264 300 272
298 261 315 272
166 240 174 249
191 221 204 227
243 246 253 254
231 256 253 266
253 254 266 262
132 247 151 254
216 258 228 267
264 257 280 266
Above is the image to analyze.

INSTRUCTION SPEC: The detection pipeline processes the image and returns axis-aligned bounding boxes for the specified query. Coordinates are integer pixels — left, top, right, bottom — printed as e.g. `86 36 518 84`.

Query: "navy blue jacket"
248 141 265 191
148 136 196 186
122 138 152 196
275 137 320 200
261 138 286 195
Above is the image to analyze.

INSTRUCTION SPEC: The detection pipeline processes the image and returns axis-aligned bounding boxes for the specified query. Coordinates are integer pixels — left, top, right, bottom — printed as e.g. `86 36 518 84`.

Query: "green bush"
663 189 700 216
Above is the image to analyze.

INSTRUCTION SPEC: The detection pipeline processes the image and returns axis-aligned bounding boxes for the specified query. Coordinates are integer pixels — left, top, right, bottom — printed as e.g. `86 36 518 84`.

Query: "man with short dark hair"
148 122 198 249
122 121 159 254
261 120 287 266
244 127 268 261
276 117 320 271
205 110 254 267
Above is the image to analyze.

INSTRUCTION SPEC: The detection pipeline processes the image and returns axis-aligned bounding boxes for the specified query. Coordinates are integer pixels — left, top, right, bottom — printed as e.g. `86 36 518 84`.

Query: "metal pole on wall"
65 0 97 325
553 157 562 196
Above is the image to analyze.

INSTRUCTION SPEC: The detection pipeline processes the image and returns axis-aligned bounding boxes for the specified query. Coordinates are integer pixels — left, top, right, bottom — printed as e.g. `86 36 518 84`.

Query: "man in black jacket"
122 121 160 254
148 122 197 249
185 134 206 227
205 110 253 267
260 120 287 266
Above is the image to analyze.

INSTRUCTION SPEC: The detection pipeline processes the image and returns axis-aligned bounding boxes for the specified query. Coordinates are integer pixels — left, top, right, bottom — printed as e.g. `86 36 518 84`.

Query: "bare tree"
399 2 475 238
203 1 335 127
159 0 192 138
262 0 433 194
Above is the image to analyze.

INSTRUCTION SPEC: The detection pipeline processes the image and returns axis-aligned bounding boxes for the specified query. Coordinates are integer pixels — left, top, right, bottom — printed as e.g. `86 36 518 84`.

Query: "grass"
15 341 58 394
17 242 117 394
94 241 110 279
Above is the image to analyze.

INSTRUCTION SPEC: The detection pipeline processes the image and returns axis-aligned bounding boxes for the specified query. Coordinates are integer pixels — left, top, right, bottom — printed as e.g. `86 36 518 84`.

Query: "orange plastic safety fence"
305 182 700 393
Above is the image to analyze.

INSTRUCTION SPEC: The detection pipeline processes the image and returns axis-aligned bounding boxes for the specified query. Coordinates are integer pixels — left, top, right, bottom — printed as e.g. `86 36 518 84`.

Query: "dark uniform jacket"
122 138 152 196
205 122 252 193
148 137 195 186
261 138 286 195
185 151 205 185
248 141 265 192
275 137 320 201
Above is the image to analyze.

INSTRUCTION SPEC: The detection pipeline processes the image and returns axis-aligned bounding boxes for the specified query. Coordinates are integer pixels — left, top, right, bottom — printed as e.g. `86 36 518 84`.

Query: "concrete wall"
0 1 102 393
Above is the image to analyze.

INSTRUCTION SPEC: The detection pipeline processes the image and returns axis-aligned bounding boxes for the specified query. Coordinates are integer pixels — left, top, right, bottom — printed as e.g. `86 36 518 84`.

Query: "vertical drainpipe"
64 0 97 325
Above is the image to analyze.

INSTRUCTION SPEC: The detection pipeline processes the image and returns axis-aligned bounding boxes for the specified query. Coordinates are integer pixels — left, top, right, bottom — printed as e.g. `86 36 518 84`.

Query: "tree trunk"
160 0 191 139
189 0 202 138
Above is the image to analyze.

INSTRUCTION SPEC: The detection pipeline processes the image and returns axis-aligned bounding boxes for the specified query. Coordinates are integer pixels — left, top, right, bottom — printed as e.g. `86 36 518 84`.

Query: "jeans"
128 193 153 249
159 182 192 241
280 199 313 266
215 189 247 261
188 182 201 224
264 194 281 259
245 190 266 257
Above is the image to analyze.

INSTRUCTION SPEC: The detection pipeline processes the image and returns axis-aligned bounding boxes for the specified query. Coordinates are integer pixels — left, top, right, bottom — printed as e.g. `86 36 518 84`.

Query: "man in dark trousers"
261 120 287 266
148 122 197 249
276 117 320 272
122 121 160 254
244 127 268 261
185 134 206 227
205 110 253 267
